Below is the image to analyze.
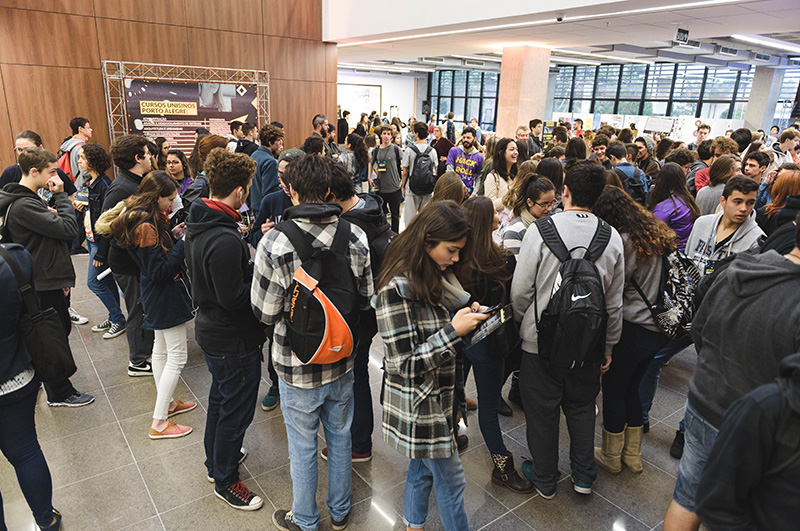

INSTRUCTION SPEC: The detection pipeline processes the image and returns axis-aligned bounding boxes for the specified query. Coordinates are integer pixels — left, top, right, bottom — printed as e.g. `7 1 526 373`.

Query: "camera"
556 12 564 22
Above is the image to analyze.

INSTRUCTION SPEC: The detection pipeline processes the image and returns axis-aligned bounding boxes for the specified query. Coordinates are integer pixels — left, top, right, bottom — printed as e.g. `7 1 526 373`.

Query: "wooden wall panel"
270 79 330 149
0 0 93 16
0 66 16 170
187 28 265 71
97 19 189 65
94 0 186 26
0 9 99 68
1 65 110 157
325 43 338 84
185 0 262 34
265 36 327 82
263 0 321 40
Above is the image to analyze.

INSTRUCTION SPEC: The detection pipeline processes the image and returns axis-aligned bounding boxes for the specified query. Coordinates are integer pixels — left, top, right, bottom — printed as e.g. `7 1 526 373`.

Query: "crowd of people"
1 110 799 531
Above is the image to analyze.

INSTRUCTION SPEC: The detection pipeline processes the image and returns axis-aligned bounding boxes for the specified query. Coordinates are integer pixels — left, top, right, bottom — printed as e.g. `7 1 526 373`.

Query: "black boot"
498 397 512 417
491 451 534 494
455 423 469 452
508 371 522 407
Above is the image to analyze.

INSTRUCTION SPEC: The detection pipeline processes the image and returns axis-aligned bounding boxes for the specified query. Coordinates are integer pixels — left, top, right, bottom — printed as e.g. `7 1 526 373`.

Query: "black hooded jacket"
340 193 392 277
696 353 800 530
184 199 267 352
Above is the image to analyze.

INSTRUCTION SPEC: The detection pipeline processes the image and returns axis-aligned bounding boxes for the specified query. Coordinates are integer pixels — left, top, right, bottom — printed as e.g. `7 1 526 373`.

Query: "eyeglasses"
534 200 558 209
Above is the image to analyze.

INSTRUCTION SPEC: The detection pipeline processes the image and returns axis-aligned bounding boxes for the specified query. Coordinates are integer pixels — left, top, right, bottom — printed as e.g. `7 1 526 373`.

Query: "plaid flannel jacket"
375 275 464 459
250 203 372 389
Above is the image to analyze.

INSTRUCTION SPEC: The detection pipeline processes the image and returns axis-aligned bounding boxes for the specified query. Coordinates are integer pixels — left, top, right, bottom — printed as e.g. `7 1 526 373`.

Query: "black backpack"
274 219 360 365
408 145 436 195
615 167 647 206
630 250 700 339
342 198 397 277
534 217 612 369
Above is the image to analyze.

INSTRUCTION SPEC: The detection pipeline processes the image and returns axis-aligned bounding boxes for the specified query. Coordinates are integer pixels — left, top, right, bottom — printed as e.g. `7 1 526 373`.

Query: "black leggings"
378 190 403 233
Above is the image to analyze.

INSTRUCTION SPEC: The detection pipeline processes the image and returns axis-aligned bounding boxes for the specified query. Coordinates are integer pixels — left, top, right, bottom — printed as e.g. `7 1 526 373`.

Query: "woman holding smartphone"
375 201 489 531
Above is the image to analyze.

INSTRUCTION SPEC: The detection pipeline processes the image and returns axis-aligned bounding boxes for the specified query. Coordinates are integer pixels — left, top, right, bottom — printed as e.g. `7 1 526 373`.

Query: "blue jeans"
404 452 468 530
279 371 354 531
0 379 55 529
202 343 262 490
463 338 507 455
639 335 693 428
87 241 125 324
673 401 719 512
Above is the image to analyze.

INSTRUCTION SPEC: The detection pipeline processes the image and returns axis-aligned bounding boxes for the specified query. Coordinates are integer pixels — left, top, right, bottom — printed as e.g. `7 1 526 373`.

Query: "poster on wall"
125 79 259 153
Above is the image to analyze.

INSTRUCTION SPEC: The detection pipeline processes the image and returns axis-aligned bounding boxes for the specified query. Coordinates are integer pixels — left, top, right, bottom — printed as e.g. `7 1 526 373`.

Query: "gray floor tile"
478 511 535 531
119 409 206 461
647 385 689 424
460 434 537 510
592 462 677 528
33 388 118 443
158 493 267 530
119 516 167 530
106 377 197 421
239 413 291 476
641 421 682 478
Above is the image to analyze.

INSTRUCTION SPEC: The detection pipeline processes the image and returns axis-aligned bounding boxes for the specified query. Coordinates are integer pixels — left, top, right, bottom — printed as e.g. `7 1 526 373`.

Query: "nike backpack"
274 219 360 365
534 217 611 369
407 145 437 195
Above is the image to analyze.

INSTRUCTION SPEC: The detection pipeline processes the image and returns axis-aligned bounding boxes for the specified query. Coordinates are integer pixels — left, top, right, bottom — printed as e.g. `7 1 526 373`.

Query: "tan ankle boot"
622 425 644 473
594 427 624 474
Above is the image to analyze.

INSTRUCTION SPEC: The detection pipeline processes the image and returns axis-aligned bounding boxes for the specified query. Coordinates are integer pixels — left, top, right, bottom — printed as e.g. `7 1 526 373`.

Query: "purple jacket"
652 195 694 250
446 146 483 194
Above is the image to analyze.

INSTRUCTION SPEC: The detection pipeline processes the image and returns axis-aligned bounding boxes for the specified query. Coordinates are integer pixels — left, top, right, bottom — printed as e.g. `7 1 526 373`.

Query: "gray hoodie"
0 184 78 290
59 137 86 188
510 211 625 357
684 210 764 276
689 250 800 429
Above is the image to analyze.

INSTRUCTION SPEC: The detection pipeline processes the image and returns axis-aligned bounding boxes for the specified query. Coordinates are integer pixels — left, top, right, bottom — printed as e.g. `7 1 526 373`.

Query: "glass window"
573 66 597 99
572 99 591 113
483 73 499 95
453 71 467 96
555 67 574 99
430 72 439 96
452 97 466 122
429 97 438 119
618 65 646 99
617 100 641 114
466 98 481 123
554 98 570 112
481 99 496 126
468 71 483 97
439 71 453 97
594 100 615 114
703 67 737 100
736 70 754 101
700 102 730 119
670 101 697 116
778 70 800 101
643 101 668 116
438 98 451 117
645 64 675 99
731 101 747 120
595 65 621 99
673 64 705 101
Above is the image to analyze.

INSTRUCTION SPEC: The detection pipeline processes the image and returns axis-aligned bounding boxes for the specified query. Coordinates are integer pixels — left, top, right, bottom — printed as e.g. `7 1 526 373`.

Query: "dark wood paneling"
0 9 99 68
187 28 265 71
265 36 327 82
185 0 262 34
0 66 16 170
0 0 93 16
270 79 332 149
96 19 189 65
2 65 110 156
93 0 186 26
263 0 321 40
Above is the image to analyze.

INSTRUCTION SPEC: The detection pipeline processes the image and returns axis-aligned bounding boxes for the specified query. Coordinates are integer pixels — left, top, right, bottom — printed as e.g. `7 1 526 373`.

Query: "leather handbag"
0 245 77 383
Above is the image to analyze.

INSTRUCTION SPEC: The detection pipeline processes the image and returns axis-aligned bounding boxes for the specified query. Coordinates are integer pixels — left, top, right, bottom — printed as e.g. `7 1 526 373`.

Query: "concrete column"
543 70 558 119
744 66 784 131
497 46 551 138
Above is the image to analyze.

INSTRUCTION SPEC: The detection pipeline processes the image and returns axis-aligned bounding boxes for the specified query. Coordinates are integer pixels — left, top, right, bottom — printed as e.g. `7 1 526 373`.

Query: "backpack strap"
274 220 316 262
534 217 570 263
0 245 39 316
613 167 628 182
584 219 612 262
330 219 351 257
409 144 421 156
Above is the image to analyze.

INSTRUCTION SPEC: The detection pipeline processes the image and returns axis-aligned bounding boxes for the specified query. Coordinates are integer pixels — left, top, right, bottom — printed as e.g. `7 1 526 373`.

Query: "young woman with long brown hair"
647 162 701 251
592 186 677 474
696 154 741 215
375 201 488 531
484 138 519 215
454 197 532 495
109 171 196 439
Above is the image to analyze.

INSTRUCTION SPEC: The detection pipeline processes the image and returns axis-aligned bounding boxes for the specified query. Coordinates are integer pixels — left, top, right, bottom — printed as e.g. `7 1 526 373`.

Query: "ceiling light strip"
730 34 800 55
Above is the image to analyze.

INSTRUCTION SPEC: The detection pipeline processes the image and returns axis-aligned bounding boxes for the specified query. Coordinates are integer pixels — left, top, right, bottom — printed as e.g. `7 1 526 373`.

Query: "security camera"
556 12 565 23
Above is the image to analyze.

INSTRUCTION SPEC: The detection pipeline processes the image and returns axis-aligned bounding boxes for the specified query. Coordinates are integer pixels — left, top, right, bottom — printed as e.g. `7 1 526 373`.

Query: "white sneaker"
69 307 89 325
103 322 126 339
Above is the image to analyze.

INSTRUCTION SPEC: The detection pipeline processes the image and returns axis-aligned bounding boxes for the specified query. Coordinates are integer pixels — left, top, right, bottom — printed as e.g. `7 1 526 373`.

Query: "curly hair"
204 148 256 198
593 185 677 263
80 143 111 174
109 171 178 255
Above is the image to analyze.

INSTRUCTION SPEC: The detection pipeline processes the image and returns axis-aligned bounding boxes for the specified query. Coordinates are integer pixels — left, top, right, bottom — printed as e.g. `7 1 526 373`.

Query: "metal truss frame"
102 61 270 143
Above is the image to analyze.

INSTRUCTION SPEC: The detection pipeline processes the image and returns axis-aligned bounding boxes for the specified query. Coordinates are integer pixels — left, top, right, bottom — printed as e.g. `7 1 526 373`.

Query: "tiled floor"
1 254 696 530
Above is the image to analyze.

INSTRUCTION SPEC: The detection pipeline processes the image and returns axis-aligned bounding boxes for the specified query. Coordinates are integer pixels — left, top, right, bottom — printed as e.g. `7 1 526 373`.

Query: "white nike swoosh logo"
328 346 344 352
571 293 591 302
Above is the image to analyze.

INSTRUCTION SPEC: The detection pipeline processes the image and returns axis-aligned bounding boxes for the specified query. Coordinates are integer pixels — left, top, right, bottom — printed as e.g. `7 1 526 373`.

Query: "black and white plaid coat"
375 275 464 459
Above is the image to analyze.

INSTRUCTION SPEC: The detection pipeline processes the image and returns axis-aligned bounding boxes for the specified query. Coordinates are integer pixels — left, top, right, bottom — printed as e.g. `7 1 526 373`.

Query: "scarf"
201 198 242 222
520 208 538 228
440 270 470 313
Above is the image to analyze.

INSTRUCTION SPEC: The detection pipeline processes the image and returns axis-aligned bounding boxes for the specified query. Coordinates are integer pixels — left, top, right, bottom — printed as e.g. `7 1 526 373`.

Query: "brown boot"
491 451 534 494
622 425 644 473
594 427 624 474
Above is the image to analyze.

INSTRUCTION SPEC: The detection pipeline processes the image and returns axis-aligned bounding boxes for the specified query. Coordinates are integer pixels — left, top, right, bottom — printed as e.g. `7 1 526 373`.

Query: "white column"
744 66 784 131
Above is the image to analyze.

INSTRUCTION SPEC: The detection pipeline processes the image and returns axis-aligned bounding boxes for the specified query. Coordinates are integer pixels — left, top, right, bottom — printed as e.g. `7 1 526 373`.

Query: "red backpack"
57 141 84 182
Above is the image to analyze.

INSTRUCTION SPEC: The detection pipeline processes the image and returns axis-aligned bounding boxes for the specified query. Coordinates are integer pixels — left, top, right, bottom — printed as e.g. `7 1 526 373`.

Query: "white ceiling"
334 0 800 69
